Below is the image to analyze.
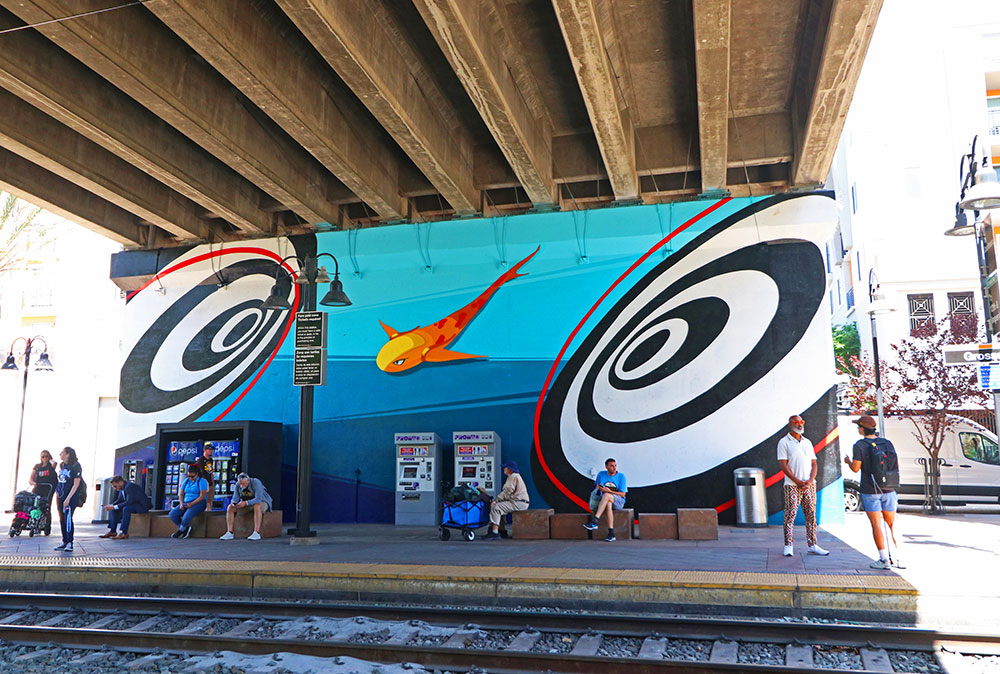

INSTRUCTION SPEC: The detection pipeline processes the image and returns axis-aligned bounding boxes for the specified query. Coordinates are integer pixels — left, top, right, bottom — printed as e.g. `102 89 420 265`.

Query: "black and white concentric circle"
535 194 835 499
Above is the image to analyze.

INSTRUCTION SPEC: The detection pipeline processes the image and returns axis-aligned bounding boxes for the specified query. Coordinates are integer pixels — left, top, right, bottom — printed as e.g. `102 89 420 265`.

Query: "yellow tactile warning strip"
0 556 918 595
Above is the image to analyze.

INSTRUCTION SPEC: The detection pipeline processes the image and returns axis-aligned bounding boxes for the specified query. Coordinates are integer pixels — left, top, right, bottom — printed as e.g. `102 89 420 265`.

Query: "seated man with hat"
481 461 529 541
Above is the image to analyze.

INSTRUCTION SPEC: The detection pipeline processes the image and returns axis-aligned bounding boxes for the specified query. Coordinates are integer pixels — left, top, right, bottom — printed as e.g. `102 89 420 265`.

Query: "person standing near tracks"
845 415 904 570
777 415 829 557
54 447 84 552
29 450 57 536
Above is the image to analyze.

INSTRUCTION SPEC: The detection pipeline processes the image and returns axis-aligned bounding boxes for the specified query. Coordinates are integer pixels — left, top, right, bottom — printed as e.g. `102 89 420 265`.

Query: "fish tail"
505 245 540 281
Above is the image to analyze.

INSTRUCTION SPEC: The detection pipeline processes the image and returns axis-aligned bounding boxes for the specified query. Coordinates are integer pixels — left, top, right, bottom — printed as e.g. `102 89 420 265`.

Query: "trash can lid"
733 467 765 476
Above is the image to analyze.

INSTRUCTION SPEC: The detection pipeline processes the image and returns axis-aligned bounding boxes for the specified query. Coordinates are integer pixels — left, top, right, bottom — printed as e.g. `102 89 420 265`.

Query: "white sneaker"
219 531 234 540
870 558 892 570
892 558 906 569
783 545 793 557
808 544 830 556
247 531 261 541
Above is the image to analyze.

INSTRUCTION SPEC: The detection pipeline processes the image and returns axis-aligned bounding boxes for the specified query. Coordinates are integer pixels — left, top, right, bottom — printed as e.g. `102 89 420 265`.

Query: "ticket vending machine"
452 431 502 496
394 432 441 526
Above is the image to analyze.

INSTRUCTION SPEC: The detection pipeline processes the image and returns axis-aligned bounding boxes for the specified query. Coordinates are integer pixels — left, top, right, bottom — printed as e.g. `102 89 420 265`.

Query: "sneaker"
170 529 185 539
892 558 906 569
783 545 794 557
112 533 129 540
219 531 234 541
604 533 616 542
482 531 501 541
181 527 193 539
99 531 116 539
247 531 261 541
582 517 598 531
54 542 68 551
808 544 830 556
870 558 892 570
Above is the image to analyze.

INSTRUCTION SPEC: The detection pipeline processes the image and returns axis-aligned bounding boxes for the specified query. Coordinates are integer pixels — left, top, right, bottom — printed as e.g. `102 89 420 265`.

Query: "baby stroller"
9 484 52 538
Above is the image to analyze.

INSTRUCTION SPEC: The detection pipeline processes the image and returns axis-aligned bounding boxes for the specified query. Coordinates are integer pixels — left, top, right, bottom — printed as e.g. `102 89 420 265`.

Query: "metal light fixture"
319 273 351 307
959 162 1000 211
944 203 975 237
315 266 331 284
5 336 52 500
1 353 16 370
260 281 292 311
34 352 54 371
867 291 896 317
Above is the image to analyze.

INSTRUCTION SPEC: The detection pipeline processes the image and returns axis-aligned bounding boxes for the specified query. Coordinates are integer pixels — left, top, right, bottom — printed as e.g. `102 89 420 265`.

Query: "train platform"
0 510 995 630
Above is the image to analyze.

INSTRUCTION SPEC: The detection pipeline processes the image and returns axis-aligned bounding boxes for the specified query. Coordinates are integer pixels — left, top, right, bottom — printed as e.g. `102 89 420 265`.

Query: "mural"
376 247 538 373
111 193 841 525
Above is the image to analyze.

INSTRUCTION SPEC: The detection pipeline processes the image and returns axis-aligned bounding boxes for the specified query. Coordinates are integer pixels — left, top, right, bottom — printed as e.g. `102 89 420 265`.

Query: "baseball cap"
853 415 877 430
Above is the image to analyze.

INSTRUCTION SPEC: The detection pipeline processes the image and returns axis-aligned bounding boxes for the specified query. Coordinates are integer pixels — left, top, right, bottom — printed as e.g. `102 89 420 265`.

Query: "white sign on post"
942 343 1000 366
976 363 1000 391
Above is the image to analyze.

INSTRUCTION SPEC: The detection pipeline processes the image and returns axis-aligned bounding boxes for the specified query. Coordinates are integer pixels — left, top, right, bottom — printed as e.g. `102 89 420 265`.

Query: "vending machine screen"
462 465 477 478
402 466 418 479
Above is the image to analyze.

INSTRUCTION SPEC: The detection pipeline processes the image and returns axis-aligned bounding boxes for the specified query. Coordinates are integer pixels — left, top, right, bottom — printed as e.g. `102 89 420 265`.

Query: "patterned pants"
783 483 818 547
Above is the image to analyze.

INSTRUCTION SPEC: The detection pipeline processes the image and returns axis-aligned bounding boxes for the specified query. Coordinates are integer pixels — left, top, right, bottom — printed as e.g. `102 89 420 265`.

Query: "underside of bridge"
0 0 881 249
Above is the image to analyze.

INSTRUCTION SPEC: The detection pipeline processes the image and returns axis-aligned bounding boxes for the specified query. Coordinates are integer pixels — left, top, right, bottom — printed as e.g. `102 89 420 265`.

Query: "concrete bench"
549 513 590 539
511 509 553 539
637 513 677 539
129 508 282 538
595 508 633 540
677 508 718 540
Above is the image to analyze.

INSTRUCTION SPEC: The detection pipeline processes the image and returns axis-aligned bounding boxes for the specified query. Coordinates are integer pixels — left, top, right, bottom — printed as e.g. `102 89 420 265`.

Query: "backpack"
867 437 900 491
77 476 88 505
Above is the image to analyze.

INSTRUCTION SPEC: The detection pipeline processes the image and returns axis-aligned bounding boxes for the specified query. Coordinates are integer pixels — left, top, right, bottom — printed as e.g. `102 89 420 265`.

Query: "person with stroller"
29 450 57 536
168 464 209 539
54 447 83 552
481 461 529 541
100 476 152 540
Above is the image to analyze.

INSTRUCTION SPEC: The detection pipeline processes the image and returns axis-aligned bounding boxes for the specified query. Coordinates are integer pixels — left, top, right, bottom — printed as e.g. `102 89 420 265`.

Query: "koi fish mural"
376 247 539 373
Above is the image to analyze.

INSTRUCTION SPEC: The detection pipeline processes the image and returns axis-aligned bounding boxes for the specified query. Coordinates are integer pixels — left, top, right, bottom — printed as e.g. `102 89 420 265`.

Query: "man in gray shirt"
219 473 273 541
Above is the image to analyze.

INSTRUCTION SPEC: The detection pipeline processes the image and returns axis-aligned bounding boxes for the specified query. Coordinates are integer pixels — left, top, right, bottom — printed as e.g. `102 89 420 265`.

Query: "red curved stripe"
714 426 841 513
532 199 733 512
125 246 300 421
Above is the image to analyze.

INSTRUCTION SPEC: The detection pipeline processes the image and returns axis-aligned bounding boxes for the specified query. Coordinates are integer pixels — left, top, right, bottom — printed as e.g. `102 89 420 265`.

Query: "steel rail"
0 624 880 674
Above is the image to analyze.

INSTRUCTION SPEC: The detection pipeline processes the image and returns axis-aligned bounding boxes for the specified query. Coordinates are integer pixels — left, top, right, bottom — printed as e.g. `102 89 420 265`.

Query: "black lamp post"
3 335 53 500
259 253 350 540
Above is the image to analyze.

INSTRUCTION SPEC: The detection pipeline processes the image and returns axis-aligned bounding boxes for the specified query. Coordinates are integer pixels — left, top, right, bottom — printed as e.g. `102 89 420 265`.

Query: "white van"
839 415 1000 511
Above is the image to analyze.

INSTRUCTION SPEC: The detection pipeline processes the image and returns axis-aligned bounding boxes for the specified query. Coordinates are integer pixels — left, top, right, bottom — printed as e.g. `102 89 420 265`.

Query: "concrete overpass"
0 0 882 249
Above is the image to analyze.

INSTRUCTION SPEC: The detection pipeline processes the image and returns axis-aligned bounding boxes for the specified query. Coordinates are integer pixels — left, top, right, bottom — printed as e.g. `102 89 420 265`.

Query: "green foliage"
832 323 861 370
0 192 44 276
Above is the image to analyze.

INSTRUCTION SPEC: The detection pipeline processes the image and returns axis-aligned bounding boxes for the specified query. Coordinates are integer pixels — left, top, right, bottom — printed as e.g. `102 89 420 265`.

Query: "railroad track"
0 592 994 673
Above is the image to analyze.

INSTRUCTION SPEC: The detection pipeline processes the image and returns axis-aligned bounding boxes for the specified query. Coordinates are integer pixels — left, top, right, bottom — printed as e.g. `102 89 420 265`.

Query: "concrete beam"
146 0 407 220
0 7 271 235
551 0 638 200
791 0 883 186
0 88 210 242
413 0 556 206
274 0 477 215
692 0 731 194
0 148 144 247
3 0 351 225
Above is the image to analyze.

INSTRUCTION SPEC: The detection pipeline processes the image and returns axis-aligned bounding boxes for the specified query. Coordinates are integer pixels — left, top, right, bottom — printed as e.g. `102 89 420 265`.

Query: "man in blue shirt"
168 465 209 539
583 458 627 541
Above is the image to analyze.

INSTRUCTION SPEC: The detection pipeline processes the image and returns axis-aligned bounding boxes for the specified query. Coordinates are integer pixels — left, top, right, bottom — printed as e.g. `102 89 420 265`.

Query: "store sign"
942 344 1000 366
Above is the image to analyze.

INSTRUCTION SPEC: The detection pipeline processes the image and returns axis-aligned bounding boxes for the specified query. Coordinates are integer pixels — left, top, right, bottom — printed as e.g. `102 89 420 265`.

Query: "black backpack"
867 437 900 491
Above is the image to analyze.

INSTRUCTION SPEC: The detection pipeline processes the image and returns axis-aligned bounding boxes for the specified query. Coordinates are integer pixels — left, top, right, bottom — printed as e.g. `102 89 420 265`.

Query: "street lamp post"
259 253 350 540
2 336 54 500
945 135 1000 434
867 270 895 438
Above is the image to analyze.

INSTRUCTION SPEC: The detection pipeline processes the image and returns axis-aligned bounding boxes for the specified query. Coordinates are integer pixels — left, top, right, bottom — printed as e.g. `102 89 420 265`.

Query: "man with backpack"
845 415 904 570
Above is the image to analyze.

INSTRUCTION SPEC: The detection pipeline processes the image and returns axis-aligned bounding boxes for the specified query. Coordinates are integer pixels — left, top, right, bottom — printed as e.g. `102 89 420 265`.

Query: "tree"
0 192 43 276
832 323 861 372
836 353 896 415
885 314 991 511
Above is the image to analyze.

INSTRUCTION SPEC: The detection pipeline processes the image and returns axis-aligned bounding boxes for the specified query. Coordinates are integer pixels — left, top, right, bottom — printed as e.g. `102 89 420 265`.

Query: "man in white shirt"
776 415 829 557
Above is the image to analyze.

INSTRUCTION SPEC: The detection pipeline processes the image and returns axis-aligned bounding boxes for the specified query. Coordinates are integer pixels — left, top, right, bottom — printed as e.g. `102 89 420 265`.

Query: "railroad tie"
860 647 893 672
384 627 422 646
786 643 814 668
68 651 111 665
443 628 481 648
221 619 264 637
638 636 667 658
709 639 739 664
0 611 33 625
175 616 219 634
506 629 543 652
131 614 168 632
37 611 74 627
84 614 122 630
14 648 56 662
570 633 603 656
127 653 172 671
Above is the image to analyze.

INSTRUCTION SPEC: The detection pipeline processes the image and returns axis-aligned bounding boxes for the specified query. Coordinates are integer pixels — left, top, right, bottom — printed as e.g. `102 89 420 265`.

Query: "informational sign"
293 347 327 386
457 445 488 455
294 311 327 349
943 344 1000 366
167 441 201 461
977 363 1000 391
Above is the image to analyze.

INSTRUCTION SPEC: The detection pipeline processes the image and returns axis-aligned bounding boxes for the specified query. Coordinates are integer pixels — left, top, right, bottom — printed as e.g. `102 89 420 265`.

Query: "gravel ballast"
738 642 785 665
813 645 862 670
531 632 577 654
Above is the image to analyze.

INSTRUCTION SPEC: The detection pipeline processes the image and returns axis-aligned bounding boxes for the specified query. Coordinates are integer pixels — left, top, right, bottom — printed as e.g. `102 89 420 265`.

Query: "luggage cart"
439 499 490 541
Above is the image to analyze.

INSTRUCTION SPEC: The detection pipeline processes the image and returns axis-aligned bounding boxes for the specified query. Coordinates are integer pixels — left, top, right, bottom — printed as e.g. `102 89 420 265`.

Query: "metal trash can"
733 467 768 528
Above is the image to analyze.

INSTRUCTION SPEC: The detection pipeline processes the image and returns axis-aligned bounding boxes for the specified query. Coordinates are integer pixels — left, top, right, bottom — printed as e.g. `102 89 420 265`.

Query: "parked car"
839 415 1000 511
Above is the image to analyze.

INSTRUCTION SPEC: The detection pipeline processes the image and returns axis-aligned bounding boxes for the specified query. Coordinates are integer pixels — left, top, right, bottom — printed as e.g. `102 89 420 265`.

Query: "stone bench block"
512 509 553 539
596 508 633 540
205 509 283 539
677 508 719 540
638 513 677 539
549 513 590 539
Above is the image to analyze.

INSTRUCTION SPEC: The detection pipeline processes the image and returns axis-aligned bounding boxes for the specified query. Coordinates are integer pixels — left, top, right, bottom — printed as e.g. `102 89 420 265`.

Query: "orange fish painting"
376 247 540 373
